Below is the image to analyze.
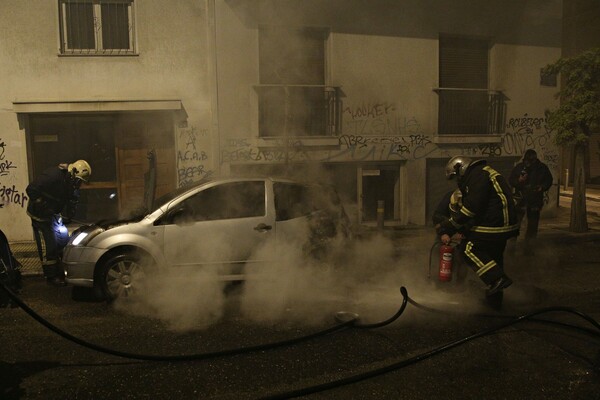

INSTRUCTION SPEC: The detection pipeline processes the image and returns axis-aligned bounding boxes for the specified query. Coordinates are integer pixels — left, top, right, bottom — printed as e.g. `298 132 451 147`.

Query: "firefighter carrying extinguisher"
26 160 92 286
436 156 519 306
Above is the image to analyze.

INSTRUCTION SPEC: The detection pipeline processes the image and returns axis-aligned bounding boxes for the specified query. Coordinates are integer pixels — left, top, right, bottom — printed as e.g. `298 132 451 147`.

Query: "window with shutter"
59 0 136 55
257 27 338 137
438 35 491 135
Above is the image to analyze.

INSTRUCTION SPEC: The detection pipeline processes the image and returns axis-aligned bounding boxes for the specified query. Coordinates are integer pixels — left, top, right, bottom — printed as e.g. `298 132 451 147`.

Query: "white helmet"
68 160 92 183
445 156 472 180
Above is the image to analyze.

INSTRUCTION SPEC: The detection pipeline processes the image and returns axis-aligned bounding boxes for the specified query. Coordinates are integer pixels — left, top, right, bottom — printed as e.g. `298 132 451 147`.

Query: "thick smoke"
113 221 462 331
112 165 506 331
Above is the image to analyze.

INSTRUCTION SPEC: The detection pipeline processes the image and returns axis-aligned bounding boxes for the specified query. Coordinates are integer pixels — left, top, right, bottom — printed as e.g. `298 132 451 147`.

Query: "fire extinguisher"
439 244 454 282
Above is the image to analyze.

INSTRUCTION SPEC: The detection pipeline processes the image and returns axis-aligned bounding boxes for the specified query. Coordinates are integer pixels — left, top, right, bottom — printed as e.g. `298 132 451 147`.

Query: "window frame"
257 26 340 138
180 181 266 222
58 0 136 56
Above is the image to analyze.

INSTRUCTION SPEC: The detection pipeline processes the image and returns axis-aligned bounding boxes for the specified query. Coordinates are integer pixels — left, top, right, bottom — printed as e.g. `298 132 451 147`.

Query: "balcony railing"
255 84 341 137
434 88 506 135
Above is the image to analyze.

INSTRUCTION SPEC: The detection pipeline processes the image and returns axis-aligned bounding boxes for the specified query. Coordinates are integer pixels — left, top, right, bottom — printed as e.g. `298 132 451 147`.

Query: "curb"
559 192 600 203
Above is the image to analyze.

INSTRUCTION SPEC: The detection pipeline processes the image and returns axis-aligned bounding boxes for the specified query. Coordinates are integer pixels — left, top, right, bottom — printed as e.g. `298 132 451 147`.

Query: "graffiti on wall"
459 113 559 171
221 138 313 163
219 105 559 173
342 102 423 137
221 101 437 164
327 131 435 161
0 139 28 208
177 126 213 187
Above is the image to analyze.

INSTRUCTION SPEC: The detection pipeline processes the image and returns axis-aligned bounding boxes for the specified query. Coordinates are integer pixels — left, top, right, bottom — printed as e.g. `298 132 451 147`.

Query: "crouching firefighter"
436 156 519 305
26 160 91 286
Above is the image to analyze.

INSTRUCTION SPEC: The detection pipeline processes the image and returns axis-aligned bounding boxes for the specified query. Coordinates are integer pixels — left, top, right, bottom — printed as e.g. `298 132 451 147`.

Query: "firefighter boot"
43 264 67 287
486 275 513 297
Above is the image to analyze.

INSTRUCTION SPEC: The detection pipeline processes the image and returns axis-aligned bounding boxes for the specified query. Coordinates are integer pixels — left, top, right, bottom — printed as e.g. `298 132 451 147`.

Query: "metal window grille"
59 0 135 55
256 85 341 137
436 88 506 135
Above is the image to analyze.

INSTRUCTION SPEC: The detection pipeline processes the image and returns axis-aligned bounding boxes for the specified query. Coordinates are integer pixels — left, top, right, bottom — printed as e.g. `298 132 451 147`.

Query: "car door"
161 180 275 275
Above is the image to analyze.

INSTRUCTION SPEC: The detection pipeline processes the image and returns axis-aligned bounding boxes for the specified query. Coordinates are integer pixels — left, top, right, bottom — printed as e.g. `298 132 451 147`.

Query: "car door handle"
254 223 272 232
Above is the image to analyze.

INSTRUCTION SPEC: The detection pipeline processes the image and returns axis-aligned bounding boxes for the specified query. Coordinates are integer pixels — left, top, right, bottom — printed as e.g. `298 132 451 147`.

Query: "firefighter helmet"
445 156 472 180
68 160 92 183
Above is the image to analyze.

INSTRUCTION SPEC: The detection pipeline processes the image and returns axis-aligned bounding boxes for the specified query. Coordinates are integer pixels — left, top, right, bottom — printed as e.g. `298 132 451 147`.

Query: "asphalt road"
1 234 600 400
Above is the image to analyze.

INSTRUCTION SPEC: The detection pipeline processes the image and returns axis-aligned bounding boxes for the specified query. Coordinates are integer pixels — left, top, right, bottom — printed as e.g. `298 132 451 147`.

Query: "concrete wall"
214 16 561 223
0 0 563 240
0 0 215 240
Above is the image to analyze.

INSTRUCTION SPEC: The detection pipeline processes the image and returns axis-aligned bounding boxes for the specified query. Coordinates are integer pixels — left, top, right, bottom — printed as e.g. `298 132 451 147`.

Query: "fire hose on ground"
1 281 599 399
0 281 407 361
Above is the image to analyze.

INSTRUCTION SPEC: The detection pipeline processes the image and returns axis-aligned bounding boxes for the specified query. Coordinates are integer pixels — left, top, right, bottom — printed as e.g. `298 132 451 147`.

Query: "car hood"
73 215 146 235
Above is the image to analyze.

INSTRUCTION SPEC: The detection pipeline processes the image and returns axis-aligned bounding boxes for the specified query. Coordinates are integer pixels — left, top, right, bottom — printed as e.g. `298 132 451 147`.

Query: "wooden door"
116 114 175 217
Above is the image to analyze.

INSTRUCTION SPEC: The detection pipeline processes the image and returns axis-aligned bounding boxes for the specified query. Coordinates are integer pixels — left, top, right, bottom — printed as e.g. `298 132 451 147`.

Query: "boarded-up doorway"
116 113 176 217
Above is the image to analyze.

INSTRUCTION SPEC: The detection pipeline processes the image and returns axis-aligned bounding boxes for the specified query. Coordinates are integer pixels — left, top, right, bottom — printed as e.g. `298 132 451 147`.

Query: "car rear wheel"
98 252 152 301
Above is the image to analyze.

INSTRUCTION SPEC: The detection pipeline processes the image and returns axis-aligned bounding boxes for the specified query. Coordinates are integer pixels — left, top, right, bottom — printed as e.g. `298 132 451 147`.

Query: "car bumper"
63 245 106 287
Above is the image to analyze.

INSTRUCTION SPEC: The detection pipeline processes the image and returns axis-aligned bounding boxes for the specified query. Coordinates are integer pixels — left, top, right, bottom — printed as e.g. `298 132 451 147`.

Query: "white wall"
0 0 215 240
331 33 438 136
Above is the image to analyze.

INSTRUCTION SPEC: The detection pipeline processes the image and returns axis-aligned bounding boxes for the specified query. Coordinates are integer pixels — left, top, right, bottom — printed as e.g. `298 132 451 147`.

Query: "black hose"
352 287 408 329
407 296 600 338
260 293 600 400
0 281 407 361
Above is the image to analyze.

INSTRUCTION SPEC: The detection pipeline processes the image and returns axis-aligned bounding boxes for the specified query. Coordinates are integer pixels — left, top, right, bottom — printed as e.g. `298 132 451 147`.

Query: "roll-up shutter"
439 36 488 88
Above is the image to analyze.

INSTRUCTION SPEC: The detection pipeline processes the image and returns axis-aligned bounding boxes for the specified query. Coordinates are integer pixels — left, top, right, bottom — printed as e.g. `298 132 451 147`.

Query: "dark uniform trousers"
31 217 63 279
459 237 507 286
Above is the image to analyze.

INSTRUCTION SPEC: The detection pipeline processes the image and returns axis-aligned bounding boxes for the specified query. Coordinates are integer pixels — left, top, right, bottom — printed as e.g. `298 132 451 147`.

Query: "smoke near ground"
113 222 491 332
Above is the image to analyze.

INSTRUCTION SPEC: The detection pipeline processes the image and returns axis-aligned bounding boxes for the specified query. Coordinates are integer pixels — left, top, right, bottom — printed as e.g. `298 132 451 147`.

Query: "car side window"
181 181 266 222
274 183 313 221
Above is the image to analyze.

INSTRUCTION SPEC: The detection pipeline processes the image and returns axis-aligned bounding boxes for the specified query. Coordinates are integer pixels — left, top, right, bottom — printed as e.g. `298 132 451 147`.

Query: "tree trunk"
569 142 588 232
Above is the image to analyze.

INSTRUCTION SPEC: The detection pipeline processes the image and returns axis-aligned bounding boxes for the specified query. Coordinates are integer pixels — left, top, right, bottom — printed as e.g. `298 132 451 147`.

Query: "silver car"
63 177 351 301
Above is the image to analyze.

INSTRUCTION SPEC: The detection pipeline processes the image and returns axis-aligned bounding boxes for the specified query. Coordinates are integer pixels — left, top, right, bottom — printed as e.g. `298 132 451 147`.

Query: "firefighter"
26 160 91 286
508 149 553 241
432 188 463 227
437 156 519 301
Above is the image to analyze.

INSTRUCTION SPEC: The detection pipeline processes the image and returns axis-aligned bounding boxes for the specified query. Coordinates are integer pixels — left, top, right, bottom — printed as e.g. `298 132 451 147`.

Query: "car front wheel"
98 252 152 301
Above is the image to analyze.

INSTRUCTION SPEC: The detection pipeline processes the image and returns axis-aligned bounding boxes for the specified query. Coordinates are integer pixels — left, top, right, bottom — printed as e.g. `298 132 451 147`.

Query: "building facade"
0 0 562 241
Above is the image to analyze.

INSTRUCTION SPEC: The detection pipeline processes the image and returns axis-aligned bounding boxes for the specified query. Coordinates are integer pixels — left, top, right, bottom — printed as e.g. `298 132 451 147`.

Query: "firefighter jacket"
508 158 553 210
26 165 79 222
438 160 519 240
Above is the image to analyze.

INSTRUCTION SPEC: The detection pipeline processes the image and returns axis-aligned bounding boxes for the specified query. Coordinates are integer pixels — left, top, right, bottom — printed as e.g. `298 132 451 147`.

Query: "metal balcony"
255 84 341 137
435 88 506 135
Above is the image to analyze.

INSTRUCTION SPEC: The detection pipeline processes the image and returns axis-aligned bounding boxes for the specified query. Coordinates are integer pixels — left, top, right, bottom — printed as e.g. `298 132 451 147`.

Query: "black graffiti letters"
0 184 28 208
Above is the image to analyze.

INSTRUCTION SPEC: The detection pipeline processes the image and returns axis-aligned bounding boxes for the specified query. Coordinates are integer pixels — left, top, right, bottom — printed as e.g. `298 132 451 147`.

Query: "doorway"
359 165 400 224
27 112 176 222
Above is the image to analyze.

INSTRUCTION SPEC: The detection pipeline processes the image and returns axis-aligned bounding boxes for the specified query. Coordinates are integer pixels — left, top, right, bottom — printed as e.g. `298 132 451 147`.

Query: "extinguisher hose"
427 241 437 279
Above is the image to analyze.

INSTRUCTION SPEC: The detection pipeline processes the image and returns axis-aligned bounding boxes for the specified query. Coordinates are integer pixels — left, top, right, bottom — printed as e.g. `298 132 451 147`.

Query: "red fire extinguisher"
439 244 454 282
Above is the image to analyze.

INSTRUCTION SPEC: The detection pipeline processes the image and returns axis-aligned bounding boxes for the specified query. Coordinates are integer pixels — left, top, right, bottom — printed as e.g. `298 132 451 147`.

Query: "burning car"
63 177 351 301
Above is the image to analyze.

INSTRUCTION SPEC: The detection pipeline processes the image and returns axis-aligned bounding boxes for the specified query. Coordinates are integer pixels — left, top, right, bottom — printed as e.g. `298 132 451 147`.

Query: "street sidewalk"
559 185 600 203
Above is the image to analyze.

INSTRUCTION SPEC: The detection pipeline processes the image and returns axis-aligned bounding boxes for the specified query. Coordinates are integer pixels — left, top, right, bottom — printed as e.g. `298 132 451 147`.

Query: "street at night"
2 1 600 399
2 206 599 399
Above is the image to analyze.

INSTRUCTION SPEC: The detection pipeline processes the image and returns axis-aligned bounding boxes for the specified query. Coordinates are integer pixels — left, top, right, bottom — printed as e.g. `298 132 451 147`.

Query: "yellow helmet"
68 160 92 183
